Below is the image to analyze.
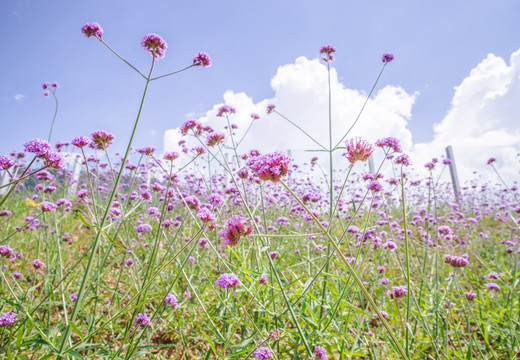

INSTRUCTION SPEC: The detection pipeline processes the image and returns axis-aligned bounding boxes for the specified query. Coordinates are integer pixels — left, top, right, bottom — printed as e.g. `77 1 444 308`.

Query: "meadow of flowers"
0 22 519 360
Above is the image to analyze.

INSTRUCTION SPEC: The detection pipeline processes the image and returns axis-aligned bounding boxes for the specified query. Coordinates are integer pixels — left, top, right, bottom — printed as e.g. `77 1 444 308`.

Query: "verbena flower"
90 130 115 150
141 33 167 60
320 45 336 62
248 151 290 182
394 154 411 166
220 215 252 246
314 345 329 360
215 273 241 289
165 293 178 309
266 104 276 114
254 347 273 360
344 138 374 164
134 313 151 326
375 137 401 153
32 259 44 269
0 312 18 327
486 282 500 291
388 285 407 299
24 138 52 156
217 105 236 117
71 136 92 148
70 293 78 302
136 146 156 155
193 52 212 67
464 292 476 301
382 53 395 63
0 155 15 170
206 132 225 147
82 22 103 39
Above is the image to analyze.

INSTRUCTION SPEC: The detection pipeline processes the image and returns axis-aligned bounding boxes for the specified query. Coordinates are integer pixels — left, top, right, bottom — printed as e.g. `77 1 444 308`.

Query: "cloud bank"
165 50 520 185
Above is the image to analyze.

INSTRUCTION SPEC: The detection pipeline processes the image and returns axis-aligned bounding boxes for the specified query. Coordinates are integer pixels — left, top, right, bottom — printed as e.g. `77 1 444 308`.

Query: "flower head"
164 152 179 161
206 132 225 147
134 313 151 326
141 33 167 60
32 259 45 269
81 22 103 39
487 157 496 165
0 312 18 327
165 293 178 309
394 154 411 167
375 137 402 153
0 155 15 170
72 136 92 148
254 347 273 360
90 130 115 150
248 151 290 182
136 146 156 156
266 104 276 115
220 215 253 246
344 138 374 164
24 138 52 156
217 105 236 117
193 52 212 67
314 345 329 360
388 285 407 299
215 273 241 289
320 45 336 62
382 53 395 63
464 291 476 301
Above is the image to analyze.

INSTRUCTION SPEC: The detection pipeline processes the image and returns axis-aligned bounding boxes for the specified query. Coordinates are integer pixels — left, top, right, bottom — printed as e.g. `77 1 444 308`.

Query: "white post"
67 156 82 198
445 146 462 203
0 172 8 196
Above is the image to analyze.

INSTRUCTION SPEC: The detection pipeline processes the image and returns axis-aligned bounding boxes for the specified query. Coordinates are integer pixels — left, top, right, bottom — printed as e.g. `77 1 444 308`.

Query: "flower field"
0 22 519 360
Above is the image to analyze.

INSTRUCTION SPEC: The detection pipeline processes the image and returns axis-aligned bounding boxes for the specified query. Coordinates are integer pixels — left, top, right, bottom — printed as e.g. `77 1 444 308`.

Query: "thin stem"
100 39 147 79
47 91 59 143
57 59 156 356
273 110 327 151
150 64 195 81
400 166 412 358
333 63 387 150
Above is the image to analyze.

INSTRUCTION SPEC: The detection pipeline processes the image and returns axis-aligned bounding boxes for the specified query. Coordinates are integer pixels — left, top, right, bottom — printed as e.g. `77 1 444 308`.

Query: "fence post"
445 146 462 203
368 155 375 174
67 156 82 198
0 172 8 196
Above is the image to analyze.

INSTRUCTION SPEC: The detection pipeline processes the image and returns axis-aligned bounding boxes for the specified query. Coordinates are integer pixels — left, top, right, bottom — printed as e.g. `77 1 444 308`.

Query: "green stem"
57 59 155 356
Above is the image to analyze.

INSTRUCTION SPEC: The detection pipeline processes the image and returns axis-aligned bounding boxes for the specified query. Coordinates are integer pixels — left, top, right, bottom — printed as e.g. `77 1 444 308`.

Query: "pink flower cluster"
215 273 241 289
444 254 469 268
344 138 374 164
248 151 291 182
141 33 167 60
220 215 252 246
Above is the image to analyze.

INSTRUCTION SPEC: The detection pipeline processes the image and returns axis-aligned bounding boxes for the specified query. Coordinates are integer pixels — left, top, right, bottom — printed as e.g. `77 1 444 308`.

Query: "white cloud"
414 49 520 185
164 50 520 186
14 94 25 103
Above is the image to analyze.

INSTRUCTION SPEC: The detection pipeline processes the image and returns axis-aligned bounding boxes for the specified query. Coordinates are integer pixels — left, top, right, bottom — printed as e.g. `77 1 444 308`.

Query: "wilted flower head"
382 53 395 63
193 52 212 67
90 130 115 150
215 273 241 289
141 33 167 60
344 138 374 164
248 151 290 182
254 347 273 360
320 45 336 62
217 105 236 117
220 215 253 246
81 22 103 39
266 104 276 114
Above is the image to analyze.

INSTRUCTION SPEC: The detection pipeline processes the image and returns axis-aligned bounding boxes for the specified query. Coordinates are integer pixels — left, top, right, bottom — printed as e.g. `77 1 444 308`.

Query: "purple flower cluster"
387 286 407 299
220 215 253 246
314 345 329 360
254 347 273 360
320 45 336 62
248 151 291 182
141 33 167 60
216 105 236 117
90 130 115 150
0 312 18 327
382 53 395 63
165 293 178 309
0 155 15 170
215 273 241 289
193 52 212 67
81 22 103 39
134 313 151 326
375 137 402 153
444 254 469 268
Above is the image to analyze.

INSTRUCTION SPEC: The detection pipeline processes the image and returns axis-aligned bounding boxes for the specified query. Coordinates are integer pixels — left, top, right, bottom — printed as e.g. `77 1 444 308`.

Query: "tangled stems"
56 59 155 356
280 179 409 360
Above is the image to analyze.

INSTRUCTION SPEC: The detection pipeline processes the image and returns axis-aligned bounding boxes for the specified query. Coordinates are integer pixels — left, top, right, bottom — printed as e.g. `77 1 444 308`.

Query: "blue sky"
1 0 519 172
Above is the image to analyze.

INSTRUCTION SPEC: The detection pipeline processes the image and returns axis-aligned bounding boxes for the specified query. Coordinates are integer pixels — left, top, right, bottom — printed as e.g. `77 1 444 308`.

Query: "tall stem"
48 92 59 143
57 59 155 356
